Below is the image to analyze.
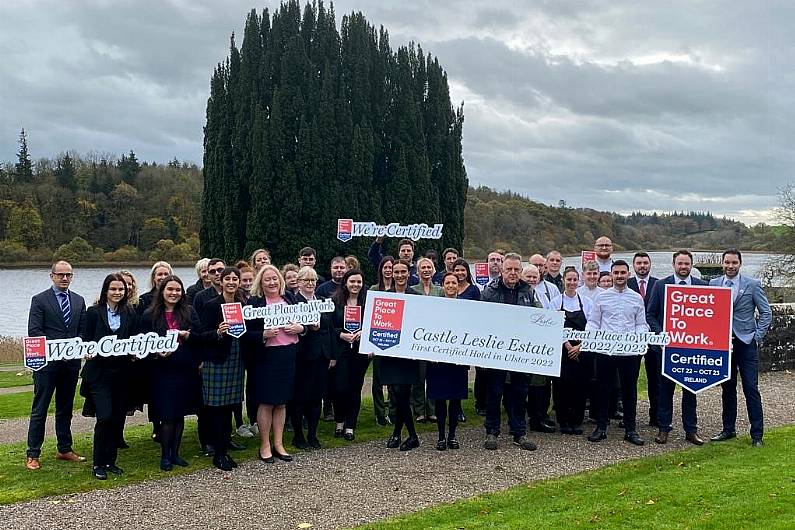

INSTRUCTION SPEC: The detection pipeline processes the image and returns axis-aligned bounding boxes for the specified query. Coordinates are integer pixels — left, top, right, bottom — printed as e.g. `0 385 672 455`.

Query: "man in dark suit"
709 249 772 447
192 258 225 316
646 250 707 445
26 260 87 470
627 252 660 427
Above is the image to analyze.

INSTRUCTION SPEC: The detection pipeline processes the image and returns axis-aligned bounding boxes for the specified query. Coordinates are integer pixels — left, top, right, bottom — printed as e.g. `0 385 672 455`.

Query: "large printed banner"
662 285 733 393
337 219 443 242
23 331 180 372
242 299 334 328
360 292 564 376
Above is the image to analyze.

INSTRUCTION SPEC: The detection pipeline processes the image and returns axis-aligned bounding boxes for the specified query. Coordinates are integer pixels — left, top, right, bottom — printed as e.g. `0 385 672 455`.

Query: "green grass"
0 370 32 389
0 391 85 420
0 395 476 505
359 426 795 530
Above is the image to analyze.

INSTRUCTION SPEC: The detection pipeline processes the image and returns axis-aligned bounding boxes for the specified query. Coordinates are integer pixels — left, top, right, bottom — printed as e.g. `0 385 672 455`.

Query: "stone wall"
760 304 795 372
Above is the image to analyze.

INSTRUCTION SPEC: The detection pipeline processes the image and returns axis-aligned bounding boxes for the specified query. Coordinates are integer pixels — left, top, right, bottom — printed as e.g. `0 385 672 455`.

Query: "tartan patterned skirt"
202 339 244 407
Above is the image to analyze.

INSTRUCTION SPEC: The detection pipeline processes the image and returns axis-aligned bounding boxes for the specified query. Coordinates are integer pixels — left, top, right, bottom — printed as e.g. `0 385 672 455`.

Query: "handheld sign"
368 297 406 350
222 302 247 339
662 285 732 393
344 306 362 333
474 263 490 288
24 336 48 371
581 251 596 267
337 218 353 242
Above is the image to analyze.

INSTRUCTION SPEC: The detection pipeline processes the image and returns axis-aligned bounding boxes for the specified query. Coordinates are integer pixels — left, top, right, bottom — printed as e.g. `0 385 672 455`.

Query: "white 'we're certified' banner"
360 292 564 377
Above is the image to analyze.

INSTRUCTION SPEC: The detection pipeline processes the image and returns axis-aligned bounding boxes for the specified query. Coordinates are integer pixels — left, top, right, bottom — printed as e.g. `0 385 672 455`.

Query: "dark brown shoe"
654 430 668 444
685 432 705 446
56 451 86 462
25 457 41 470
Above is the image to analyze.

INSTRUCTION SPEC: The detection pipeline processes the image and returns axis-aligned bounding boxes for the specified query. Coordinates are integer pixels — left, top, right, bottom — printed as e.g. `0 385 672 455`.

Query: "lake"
0 251 774 337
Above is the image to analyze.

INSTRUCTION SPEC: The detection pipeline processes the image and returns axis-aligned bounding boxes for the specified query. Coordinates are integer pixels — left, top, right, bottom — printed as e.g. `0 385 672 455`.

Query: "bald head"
594 236 613 260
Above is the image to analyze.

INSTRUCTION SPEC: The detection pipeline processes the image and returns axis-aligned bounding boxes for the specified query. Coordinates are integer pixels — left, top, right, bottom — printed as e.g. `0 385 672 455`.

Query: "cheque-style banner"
662 285 733 393
337 219 443 242
23 331 180 371
242 299 334 328
361 292 564 376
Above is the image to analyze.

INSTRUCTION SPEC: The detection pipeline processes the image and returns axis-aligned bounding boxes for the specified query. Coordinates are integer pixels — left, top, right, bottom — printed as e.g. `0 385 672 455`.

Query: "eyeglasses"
52 273 74 279
208 268 224 274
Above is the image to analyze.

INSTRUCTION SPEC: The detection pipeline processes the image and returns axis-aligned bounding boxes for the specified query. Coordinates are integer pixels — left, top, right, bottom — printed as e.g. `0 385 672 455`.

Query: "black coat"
197 296 238 363
80 304 138 384
295 293 335 361
628 276 659 311
28 288 86 371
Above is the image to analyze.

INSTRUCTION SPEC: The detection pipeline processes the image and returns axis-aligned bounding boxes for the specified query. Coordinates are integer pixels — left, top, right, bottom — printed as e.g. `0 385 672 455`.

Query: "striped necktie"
58 292 71 328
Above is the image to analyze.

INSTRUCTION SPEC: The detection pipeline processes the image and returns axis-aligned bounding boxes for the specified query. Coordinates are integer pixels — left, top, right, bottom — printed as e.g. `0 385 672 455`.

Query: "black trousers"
644 346 662 426
27 362 80 458
473 367 487 409
333 355 370 430
595 354 640 433
89 371 127 467
206 405 233 457
484 369 529 437
553 351 591 428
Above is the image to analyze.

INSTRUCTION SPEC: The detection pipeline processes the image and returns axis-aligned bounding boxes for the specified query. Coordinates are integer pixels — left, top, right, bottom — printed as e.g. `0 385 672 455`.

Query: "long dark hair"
97 273 129 311
333 269 367 307
451 258 474 286
376 256 395 291
148 275 191 333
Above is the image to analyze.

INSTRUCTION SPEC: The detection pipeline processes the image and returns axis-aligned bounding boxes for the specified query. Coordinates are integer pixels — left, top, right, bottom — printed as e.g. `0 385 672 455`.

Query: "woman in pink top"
247 265 305 463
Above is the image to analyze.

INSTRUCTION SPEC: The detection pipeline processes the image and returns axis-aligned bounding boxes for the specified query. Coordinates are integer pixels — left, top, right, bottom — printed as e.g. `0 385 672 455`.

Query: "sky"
1 0 791 225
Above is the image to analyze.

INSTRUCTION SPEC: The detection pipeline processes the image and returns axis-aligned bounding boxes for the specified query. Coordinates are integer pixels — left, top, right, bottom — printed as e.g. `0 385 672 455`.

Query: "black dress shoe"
751 438 764 447
273 449 293 462
624 431 644 446
588 429 607 442
92 466 107 480
343 431 355 441
105 464 124 476
229 440 246 451
447 438 460 450
224 454 238 468
203 445 215 457
308 438 322 450
530 423 555 433
386 435 401 449
160 458 173 471
399 436 420 451
435 439 447 451
710 431 737 442
685 432 705 446
258 450 275 464
213 455 233 471
293 438 310 450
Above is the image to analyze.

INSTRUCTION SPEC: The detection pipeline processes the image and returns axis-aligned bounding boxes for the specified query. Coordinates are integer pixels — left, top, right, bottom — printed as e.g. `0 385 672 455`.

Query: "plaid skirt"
202 339 244 407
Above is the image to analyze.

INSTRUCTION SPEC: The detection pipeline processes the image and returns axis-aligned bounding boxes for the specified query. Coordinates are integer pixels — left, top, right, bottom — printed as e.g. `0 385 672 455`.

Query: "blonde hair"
251 264 285 297
118 270 139 308
149 261 173 290
416 257 436 274
297 266 318 281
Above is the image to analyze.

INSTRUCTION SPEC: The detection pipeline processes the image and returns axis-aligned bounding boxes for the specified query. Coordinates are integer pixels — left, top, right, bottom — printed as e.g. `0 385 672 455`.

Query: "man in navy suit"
709 249 772 447
646 250 707 445
627 252 660 427
26 260 87 470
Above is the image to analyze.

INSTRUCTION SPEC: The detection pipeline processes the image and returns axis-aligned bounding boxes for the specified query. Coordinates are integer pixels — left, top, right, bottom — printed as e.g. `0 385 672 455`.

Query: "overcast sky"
1 1 790 225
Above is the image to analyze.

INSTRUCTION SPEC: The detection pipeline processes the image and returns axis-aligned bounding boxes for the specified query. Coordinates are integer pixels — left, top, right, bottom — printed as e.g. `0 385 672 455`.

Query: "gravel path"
1 370 793 530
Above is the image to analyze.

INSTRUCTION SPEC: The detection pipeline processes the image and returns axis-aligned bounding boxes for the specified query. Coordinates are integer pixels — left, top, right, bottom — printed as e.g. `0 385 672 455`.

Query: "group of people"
24 236 772 479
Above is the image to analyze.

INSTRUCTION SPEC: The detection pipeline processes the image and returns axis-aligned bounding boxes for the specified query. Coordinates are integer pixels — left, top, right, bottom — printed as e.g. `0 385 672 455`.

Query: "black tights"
206 405 232 458
390 384 416 439
290 399 321 441
434 399 461 440
159 418 185 460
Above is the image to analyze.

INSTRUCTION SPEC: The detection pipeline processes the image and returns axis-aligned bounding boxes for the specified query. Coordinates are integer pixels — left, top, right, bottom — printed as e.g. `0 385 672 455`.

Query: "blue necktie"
59 292 71 328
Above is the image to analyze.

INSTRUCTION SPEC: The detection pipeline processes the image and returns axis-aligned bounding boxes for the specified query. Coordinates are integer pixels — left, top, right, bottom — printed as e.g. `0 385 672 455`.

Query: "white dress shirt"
586 286 649 333
576 284 604 302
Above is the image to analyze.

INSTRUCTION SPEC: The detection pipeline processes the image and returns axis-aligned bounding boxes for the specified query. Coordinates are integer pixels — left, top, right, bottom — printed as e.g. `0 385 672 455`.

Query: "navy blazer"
628 276 658 310
28 288 86 371
646 275 708 333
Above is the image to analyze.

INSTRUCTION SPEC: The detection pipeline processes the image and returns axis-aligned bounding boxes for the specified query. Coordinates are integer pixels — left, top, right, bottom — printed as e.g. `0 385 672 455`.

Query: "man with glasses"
192 258 225 316
26 261 87 470
594 236 614 273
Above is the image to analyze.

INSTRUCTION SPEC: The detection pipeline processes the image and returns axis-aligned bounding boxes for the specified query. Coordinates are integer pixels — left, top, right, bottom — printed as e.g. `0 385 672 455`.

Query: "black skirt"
426 362 469 401
294 356 329 402
378 356 420 386
149 368 201 421
252 343 297 405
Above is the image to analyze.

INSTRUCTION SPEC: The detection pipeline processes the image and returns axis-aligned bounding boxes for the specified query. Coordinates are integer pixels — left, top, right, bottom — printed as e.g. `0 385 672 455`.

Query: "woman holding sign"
291 266 334 449
549 267 594 435
80 273 138 480
139 275 201 471
381 259 421 450
426 272 470 450
197 267 246 471
332 269 369 441
247 264 304 463
409 257 442 423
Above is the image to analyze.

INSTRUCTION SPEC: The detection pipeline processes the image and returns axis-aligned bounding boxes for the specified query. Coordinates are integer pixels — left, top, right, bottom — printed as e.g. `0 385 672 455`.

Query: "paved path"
0 371 792 530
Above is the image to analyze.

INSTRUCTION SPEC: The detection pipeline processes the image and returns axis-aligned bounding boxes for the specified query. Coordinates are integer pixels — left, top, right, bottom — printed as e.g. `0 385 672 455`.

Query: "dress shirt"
550 292 594 316
596 258 613 273
106 305 121 332
576 285 604 302
586 286 649 333
723 274 740 300
675 275 691 285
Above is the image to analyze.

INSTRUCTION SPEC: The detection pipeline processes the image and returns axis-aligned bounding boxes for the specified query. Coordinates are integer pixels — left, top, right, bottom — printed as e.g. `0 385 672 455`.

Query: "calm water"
0 252 773 337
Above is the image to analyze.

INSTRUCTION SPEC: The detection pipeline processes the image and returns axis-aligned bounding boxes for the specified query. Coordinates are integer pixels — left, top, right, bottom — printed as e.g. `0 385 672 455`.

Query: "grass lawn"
360 425 795 530
0 395 477 505
0 370 33 389
0 391 85 420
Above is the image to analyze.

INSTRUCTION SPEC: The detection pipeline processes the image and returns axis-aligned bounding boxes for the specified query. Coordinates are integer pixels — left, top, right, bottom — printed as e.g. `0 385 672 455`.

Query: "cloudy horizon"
1 0 790 226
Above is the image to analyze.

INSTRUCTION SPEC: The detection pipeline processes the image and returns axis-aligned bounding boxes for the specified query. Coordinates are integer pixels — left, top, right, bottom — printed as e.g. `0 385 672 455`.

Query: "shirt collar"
51 285 68 296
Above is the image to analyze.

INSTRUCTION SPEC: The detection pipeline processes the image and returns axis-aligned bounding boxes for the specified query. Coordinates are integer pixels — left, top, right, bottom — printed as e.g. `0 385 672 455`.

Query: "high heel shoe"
258 450 275 464
273 449 293 462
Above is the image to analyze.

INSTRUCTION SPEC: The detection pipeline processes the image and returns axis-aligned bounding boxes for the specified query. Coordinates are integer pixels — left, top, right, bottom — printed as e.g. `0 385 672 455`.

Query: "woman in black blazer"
139 275 201 471
290 266 334 450
81 273 138 480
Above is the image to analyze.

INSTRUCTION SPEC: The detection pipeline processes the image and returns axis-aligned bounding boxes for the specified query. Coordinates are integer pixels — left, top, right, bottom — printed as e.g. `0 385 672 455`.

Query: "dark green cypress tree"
15 128 33 182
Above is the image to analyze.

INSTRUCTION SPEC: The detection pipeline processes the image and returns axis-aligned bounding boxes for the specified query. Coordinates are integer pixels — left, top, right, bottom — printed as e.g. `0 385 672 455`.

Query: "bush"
148 239 198 262
0 240 29 262
53 237 103 263
104 245 141 262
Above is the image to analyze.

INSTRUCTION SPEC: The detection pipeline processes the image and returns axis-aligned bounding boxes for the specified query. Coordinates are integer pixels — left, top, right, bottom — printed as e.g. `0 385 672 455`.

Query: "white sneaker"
236 425 254 438
249 423 259 436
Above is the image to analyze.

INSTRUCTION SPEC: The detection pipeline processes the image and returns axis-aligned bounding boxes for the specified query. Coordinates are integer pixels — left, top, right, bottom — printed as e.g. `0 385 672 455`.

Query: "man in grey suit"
25 260 87 470
709 249 772 447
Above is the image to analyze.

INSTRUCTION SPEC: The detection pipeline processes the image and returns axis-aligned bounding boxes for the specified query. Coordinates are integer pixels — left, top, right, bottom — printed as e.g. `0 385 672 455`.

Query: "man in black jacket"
481 252 541 451
627 252 660 427
25 260 87 470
